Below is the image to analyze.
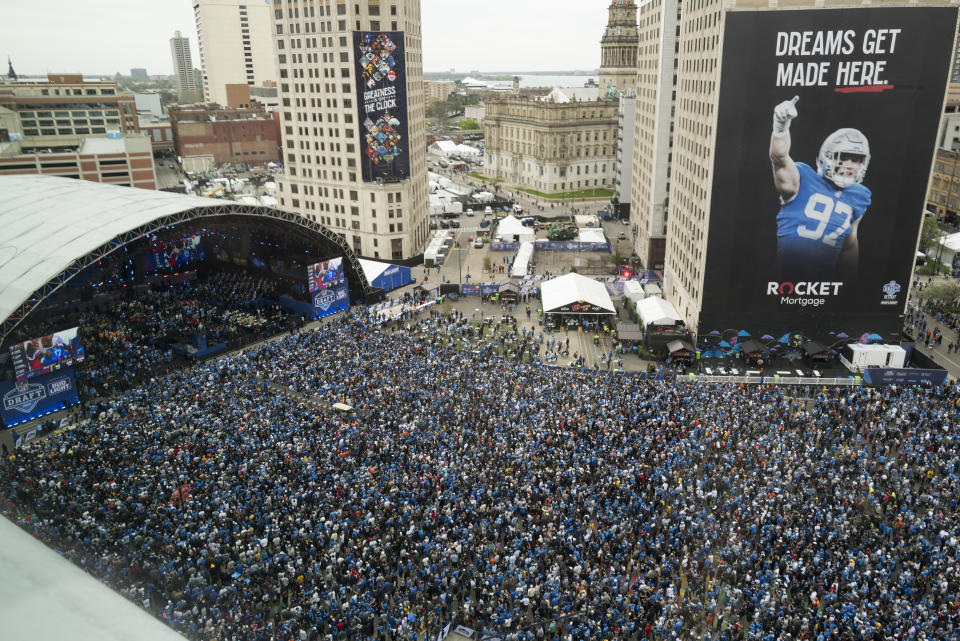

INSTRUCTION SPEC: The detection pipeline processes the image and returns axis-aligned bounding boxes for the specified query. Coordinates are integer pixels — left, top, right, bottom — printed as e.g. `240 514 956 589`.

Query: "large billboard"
354 31 410 182
699 7 958 341
307 257 349 318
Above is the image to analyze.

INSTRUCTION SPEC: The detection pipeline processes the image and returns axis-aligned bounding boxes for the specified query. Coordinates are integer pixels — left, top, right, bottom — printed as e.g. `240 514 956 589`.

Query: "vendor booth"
739 339 772 365
540 273 615 329
803 341 832 364
417 282 441 300
358 259 414 292
498 281 521 302
667 339 696 363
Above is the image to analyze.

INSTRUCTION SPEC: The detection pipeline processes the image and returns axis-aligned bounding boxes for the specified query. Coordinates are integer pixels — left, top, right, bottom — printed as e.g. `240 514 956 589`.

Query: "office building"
651 0 955 335
0 136 157 189
612 90 636 227
170 31 200 99
629 0 681 270
194 0 279 107
483 2 634 195
272 0 428 260
130 68 149 79
424 80 456 110
0 74 139 148
484 90 619 194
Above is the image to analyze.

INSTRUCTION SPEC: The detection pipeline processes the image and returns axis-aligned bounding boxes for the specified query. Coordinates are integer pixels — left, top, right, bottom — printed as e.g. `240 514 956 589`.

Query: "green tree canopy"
922 279 960 308
459 118 480 130
919 215 942 255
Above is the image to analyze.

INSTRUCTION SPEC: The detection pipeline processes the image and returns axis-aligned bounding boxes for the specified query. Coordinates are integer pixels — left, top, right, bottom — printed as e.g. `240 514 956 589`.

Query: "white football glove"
773 96 799 134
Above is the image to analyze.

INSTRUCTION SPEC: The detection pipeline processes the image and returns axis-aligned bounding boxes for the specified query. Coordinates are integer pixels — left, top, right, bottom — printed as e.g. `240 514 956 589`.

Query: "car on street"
474 237 484 248
451 220 461 228
484 206 493 216
465 208 474 216
617 231 627 240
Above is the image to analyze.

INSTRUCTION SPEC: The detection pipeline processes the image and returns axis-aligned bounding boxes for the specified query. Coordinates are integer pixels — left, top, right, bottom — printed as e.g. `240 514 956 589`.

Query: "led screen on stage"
354 31 410 182
8 327 85 380
698 7 958 341
307 258 349 318
307 257 346 293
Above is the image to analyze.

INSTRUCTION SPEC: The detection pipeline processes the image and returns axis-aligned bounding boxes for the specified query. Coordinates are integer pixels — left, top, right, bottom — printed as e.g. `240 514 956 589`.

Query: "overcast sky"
5 0 608 77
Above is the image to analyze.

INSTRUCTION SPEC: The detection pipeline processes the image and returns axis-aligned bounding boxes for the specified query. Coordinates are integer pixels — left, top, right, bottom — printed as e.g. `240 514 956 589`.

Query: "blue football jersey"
776 162 871 272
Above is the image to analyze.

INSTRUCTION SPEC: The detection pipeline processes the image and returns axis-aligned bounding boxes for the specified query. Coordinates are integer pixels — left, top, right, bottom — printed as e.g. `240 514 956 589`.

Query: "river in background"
431 74 597 89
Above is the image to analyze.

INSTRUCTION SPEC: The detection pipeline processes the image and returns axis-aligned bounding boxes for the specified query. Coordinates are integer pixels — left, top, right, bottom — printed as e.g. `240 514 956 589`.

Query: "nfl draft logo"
313 291 336 311
3 380 47 414
881 280 902 306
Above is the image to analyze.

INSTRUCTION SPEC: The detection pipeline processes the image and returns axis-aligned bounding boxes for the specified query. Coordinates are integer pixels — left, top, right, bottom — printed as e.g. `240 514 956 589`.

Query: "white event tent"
540 273 615 315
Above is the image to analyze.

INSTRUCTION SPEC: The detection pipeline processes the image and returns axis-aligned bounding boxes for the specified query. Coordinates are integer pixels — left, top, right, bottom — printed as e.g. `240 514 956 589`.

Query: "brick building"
168 104 280 166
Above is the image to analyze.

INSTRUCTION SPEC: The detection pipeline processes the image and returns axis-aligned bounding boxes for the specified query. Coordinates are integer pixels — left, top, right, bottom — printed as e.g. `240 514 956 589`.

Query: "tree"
919 215 942 256
922 280 960 309
460 118 480 130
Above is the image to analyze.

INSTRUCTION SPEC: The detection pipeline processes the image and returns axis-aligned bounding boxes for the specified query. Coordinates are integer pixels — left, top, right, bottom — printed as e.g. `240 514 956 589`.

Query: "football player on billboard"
770 96 872 276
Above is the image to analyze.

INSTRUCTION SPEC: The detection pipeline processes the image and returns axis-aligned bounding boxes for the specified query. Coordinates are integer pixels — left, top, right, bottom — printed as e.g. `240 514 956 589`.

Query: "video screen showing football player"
769 96 872 279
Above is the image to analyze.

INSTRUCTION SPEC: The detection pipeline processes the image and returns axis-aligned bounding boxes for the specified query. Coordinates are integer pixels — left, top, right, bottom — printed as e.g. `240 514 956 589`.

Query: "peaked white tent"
636 296 682 328
429 140 458 155
936 231 960 267
496 215 535 243
540 273 615 315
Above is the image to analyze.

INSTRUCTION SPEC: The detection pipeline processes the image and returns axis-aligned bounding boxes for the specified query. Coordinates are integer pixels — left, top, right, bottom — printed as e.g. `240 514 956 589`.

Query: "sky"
5 0 609 77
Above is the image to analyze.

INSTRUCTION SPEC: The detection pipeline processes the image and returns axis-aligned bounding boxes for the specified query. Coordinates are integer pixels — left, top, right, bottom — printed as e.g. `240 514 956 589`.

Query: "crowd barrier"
694 375 861 386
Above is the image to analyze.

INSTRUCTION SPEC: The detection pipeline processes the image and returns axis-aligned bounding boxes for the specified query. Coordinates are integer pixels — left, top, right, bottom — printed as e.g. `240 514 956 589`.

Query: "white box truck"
839 344 907 373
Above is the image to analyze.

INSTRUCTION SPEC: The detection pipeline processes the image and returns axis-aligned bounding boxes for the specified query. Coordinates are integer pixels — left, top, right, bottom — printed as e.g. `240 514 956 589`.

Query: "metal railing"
695 375 860 386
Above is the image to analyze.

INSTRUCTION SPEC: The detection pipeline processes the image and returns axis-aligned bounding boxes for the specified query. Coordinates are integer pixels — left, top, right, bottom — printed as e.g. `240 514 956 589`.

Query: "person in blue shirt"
770 96 872 278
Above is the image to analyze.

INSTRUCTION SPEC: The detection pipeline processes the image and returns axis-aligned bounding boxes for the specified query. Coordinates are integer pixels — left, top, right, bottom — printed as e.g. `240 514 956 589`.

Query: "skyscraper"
648 0 955 335
169 31 198 97
194 0 279 107
272 0 427 260
629 0 681 270
598 0 640 94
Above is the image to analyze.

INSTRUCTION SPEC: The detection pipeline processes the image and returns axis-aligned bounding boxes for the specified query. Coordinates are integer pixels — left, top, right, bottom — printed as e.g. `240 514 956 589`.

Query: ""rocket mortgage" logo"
767 281 843 307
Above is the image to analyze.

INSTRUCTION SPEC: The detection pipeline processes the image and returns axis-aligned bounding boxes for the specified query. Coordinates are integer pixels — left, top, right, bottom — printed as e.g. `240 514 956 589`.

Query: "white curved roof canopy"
0 515 190 641
0 175 222 326
0 175 367 341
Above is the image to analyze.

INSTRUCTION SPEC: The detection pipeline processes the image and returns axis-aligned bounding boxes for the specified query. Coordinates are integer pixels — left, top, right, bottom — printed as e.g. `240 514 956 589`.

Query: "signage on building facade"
699 7 958 340
353 31 411 183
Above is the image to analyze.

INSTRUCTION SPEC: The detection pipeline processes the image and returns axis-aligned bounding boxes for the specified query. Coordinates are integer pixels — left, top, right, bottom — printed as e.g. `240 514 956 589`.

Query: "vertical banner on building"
354 31 410 182
699 7 958 341
308 257 349 318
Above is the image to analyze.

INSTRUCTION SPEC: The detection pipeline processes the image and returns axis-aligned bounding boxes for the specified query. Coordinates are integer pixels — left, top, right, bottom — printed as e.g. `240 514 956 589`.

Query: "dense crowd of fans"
3 310 960 641
3 270 301 397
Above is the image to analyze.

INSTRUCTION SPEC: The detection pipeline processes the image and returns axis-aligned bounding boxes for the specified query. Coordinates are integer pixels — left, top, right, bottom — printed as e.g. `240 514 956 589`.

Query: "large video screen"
698 7 958 341
307 258 349 318
307 257 346 293
354 31 411 182
144 233 205 273
9 327 85 380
